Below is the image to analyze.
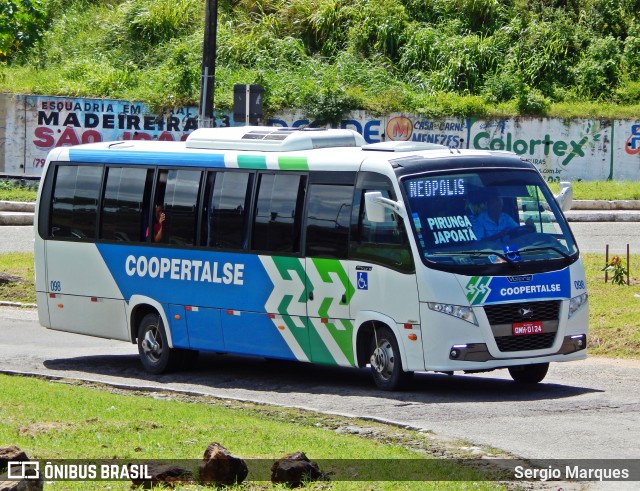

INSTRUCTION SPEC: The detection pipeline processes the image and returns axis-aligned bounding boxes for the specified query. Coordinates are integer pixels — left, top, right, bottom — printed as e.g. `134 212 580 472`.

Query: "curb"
0 212 34 225
0 201 35 212
572 200 640 210
0 301 37 308
564 210 640 222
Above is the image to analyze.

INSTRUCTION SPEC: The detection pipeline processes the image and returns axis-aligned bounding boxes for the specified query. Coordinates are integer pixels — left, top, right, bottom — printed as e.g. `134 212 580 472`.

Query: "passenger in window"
472 193 518 240
148 204 166 242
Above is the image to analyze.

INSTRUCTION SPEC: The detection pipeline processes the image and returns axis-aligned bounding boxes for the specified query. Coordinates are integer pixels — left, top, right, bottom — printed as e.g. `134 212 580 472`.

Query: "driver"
472 193 518 240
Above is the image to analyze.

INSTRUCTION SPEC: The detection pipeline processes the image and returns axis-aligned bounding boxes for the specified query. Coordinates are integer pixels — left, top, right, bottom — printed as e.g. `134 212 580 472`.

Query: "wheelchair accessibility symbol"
357 272 368 290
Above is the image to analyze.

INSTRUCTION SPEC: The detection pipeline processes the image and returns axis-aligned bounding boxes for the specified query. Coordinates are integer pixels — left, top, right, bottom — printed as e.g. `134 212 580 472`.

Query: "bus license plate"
512 321 544 336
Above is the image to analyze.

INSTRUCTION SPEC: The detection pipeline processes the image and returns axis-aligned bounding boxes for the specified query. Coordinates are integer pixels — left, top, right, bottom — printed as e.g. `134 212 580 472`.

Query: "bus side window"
349 172 414 273
49 164 102 239
101 167 154 242
155 169 202 246
252 173 307 254
305 183 353 259
203 171 254 250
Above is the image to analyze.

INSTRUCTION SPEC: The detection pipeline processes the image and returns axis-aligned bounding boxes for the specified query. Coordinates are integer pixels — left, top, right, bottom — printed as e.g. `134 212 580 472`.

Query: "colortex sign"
2 94 639 180
271 112 640 182
380 115 639 182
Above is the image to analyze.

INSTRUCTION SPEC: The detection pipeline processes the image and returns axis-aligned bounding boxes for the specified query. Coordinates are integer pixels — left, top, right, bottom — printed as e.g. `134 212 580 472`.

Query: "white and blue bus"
34 126 588 390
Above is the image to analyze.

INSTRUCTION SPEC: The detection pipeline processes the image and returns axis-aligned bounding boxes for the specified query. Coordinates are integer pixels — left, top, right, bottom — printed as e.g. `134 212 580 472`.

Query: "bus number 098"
50 280 62 292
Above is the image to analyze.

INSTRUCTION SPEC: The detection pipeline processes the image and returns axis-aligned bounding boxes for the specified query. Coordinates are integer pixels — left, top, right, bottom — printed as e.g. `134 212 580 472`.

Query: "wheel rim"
142 327 162 363
370 339 395 381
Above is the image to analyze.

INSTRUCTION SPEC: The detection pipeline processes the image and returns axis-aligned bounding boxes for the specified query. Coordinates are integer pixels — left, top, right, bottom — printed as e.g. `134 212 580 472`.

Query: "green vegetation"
1 0 640 119
0 374 505 490
2 252 639 357
582 253 640 357
0 253 34 304
548 180 640 200
0 179 39 202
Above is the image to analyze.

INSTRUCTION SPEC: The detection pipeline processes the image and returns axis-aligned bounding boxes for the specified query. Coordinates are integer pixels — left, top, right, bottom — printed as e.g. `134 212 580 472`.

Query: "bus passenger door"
348 172 423 370
303 180 356 367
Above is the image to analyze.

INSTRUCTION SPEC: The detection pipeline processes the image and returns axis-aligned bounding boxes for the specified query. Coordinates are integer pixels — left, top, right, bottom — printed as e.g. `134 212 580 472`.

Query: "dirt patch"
18 421 73 436
0 273 25 285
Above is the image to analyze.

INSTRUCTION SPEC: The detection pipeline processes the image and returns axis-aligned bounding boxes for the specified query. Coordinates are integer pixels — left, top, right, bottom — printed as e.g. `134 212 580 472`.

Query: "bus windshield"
402 169 579 274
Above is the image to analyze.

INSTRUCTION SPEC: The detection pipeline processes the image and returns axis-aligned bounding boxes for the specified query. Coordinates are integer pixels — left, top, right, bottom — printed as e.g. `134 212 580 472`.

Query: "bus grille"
484 300 561 325
495 332 557 352
484 300 561 352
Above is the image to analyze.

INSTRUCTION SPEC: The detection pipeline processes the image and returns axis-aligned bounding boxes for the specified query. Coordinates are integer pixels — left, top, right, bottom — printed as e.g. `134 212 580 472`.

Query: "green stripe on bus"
282 315 312 361
308 325 337 365
278 156 308 170
237 155 267 169
327 320 355 366
272 256 310 305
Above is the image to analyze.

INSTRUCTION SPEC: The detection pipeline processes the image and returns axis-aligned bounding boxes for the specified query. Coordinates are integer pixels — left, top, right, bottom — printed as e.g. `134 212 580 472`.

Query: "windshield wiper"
517 246 571 259
428 250 518 264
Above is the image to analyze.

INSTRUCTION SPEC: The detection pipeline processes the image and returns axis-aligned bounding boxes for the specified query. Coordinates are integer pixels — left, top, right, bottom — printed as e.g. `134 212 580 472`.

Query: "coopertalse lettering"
500 284 560 296
125 255 244 285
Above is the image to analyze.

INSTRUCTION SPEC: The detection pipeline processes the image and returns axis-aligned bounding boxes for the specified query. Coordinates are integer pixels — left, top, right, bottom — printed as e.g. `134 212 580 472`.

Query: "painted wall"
1 93 639 182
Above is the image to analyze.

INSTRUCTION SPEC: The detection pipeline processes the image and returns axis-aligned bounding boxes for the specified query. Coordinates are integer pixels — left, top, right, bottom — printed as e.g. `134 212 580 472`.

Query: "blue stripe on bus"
68 148 226 167
95 244 298 359
96 244 272 311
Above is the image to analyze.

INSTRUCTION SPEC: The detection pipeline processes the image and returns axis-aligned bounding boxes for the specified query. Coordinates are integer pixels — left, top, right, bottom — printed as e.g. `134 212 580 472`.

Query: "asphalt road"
3 222 640 255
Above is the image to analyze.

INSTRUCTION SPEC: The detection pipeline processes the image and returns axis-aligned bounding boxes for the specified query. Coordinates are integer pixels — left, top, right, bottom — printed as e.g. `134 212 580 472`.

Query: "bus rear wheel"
369 326 413 391
137 313 177 374
508 363 549 384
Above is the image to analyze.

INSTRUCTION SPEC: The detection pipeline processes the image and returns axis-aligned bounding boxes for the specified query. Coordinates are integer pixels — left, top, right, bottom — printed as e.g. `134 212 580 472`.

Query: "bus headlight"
428 303 478 325
568 292 588 318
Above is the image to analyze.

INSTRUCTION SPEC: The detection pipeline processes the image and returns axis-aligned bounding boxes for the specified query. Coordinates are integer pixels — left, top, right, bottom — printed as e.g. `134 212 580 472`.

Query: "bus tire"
137 313 177 374
369 326 413 391
508 363 549 384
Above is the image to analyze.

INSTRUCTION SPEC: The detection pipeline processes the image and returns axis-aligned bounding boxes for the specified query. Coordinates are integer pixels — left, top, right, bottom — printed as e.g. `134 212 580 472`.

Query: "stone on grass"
199 443 248 485
0 445 43 491
270 451 323 487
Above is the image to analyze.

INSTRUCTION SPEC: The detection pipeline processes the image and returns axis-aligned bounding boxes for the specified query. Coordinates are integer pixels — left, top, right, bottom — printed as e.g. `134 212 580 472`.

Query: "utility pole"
199 0 218 129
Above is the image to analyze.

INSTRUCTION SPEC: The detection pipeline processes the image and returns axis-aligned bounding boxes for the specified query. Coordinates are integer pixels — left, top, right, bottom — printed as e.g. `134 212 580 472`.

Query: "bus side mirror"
364 191 406 222
555 181 573 212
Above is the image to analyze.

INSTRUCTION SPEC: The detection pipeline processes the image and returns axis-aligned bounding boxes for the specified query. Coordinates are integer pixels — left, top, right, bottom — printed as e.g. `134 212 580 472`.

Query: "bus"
34 126 588 390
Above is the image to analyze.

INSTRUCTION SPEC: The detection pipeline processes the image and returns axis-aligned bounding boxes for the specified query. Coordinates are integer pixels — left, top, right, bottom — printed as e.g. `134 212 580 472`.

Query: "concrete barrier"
572 200 640 210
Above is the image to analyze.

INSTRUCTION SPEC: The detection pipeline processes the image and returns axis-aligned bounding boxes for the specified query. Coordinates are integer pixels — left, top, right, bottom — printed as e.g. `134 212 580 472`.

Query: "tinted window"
101 167 153 242
252 173 306 253
50 165 102 239
154 169 202 246
305 184 353 258
205 171 253 249
350 172 413 273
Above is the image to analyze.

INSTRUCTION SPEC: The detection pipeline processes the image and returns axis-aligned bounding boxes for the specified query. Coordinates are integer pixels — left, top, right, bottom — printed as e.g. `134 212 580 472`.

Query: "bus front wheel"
369 326 413 391
137 313 176 374
508 363 549 384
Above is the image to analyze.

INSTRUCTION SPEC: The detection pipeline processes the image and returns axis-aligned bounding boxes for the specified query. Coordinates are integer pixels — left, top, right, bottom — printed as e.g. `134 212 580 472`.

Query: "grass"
582 253 640 358
0 252 35 304
0 374 505 490
0 180 39 202
1 252 639 357
548 181 640 200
